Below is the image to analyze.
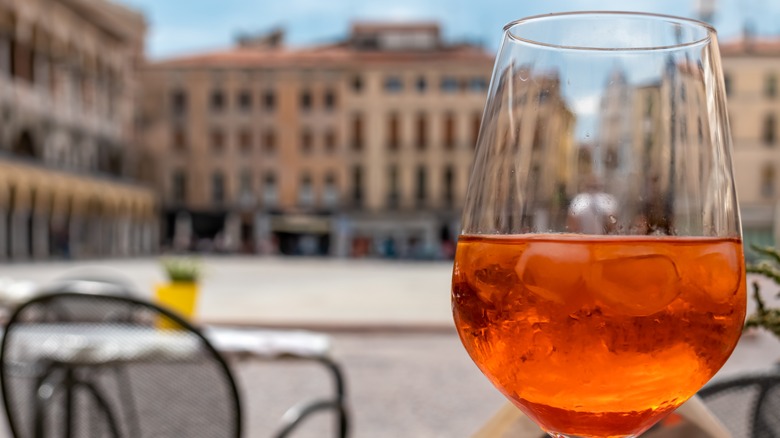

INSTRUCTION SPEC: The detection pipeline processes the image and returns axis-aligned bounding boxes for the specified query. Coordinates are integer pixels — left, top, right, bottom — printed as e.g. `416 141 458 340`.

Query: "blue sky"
117 0 780 59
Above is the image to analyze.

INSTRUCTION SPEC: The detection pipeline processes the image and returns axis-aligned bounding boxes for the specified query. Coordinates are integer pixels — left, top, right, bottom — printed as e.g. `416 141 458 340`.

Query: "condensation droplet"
608 215 617 224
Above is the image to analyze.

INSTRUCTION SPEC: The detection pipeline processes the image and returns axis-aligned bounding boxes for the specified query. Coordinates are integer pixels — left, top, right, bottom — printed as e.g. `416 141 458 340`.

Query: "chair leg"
319 357 349 438
113 366 141 437
64 368 76 438
79 380 122 438
33 365 62 438
273 357 350 438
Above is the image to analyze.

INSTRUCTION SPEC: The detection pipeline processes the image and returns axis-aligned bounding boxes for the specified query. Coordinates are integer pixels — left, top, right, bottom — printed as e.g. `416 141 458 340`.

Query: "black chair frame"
698 371 780 438
0 292 243 438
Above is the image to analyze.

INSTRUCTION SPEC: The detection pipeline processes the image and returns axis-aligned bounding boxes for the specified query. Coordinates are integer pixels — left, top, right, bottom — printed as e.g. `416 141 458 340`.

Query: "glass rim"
503 11 716 52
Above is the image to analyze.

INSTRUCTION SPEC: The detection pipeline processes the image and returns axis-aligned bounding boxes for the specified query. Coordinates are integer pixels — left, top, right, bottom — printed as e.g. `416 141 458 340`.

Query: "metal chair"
697 370 780 438
0 292 242 438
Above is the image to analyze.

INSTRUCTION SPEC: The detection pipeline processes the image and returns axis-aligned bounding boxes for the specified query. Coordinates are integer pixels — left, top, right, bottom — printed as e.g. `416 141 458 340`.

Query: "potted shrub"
155 257 202 325
746 245 780 337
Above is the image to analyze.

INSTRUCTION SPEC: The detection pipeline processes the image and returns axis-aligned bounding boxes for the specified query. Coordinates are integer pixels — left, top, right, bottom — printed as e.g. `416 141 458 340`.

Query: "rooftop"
148 22 492 69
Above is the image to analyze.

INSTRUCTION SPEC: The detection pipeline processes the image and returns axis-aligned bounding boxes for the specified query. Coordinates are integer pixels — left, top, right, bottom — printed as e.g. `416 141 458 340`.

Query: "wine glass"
452 12 745 438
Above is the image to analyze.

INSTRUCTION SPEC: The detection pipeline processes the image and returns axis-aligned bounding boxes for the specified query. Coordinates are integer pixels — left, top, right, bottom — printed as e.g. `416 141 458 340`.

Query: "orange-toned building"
139 23 493 256
0 0 156 261
720 36 780 250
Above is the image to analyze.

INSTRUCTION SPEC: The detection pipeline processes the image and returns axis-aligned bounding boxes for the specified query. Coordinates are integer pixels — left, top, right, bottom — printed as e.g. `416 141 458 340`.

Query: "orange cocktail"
452 234 745 437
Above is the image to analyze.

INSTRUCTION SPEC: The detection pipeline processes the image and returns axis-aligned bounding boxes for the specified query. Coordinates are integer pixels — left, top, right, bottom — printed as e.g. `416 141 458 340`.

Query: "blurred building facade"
139 23 493 257
0 0 157 260
722 38 780 251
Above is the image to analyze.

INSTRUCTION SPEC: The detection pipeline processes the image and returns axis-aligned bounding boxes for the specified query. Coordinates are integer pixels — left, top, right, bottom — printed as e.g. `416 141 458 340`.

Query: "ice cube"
590 254 682 316
515 242 590 307
463 243 524 305
682 246 741 305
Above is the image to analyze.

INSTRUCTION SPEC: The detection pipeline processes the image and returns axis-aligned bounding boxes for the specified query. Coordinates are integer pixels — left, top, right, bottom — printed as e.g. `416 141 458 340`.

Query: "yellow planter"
155 282 199 328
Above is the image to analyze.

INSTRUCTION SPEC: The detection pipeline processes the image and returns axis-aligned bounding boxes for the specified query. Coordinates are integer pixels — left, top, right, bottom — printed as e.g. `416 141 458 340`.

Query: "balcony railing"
0 75 122 139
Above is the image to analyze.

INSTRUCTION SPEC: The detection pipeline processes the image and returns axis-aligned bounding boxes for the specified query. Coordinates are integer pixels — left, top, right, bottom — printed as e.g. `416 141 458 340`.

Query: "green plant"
745 245 780 339
161 257 202 283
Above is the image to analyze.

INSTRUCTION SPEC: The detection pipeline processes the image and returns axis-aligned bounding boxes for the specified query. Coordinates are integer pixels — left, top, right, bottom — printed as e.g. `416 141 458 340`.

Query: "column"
32 212 49 259
117 218 130 256
68 215 82 259
254 212 272 255
0 208 6 262
141 221 152 255
330 214 351 258
173 211 192 251
10 209 29 260
223 212 241 253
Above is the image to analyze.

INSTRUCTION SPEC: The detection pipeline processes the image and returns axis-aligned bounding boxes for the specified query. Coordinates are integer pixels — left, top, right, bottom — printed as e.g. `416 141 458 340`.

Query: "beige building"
721 37 780 250
0 0 157 260
140 23 493 256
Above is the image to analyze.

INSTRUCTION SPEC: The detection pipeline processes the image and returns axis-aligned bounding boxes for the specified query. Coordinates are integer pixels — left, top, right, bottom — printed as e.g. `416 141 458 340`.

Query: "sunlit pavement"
1 256 455 329
2 258 780 437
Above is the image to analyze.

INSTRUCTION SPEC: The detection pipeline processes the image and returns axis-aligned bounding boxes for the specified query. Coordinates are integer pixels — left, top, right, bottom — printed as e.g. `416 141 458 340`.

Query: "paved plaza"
1 258 780 437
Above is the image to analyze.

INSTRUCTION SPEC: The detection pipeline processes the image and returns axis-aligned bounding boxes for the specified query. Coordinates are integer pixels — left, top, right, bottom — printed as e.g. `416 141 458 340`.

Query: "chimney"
236 28 284 50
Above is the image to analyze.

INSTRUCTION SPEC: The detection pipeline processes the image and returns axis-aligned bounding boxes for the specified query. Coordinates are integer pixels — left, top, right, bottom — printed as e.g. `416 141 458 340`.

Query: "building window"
388 112 400 150
384 76 403 93
352 166 363 206
301 129 313 154
352 114 364 151
324 89 337 110
444 112 455 150
171 90 187 116
416 114 428 150
212 171 225 204
172 127 187 153
10 39 34 83
263 90 275 110
724 73 732 96
239 129 252 155
263 129 276 153
238 90 252 112
766 74 777 98
471 112 481 148
762 165 775 198
469 77 488 92
172 170 187 203
415 166 427 205
441 77 459 93
210 90 225 112
325 129 337 154
416 76 427 93
352 75 363 93
299 173 314 206
387 165 400 209
443 166 455 207
764 114 776 146
323 172 339 208
211 129 225 154
300 90 312 111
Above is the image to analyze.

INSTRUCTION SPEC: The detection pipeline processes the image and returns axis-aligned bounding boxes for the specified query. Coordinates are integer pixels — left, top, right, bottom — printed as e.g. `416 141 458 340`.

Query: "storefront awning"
271 215 331 234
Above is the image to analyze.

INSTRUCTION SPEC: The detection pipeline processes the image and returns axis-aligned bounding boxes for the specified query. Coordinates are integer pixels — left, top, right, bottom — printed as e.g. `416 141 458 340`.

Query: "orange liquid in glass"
452 234 745 437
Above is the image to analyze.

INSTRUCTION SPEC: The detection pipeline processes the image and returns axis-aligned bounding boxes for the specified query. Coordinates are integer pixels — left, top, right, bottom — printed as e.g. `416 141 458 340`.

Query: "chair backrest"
697 371 780 438
0 292 242 438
